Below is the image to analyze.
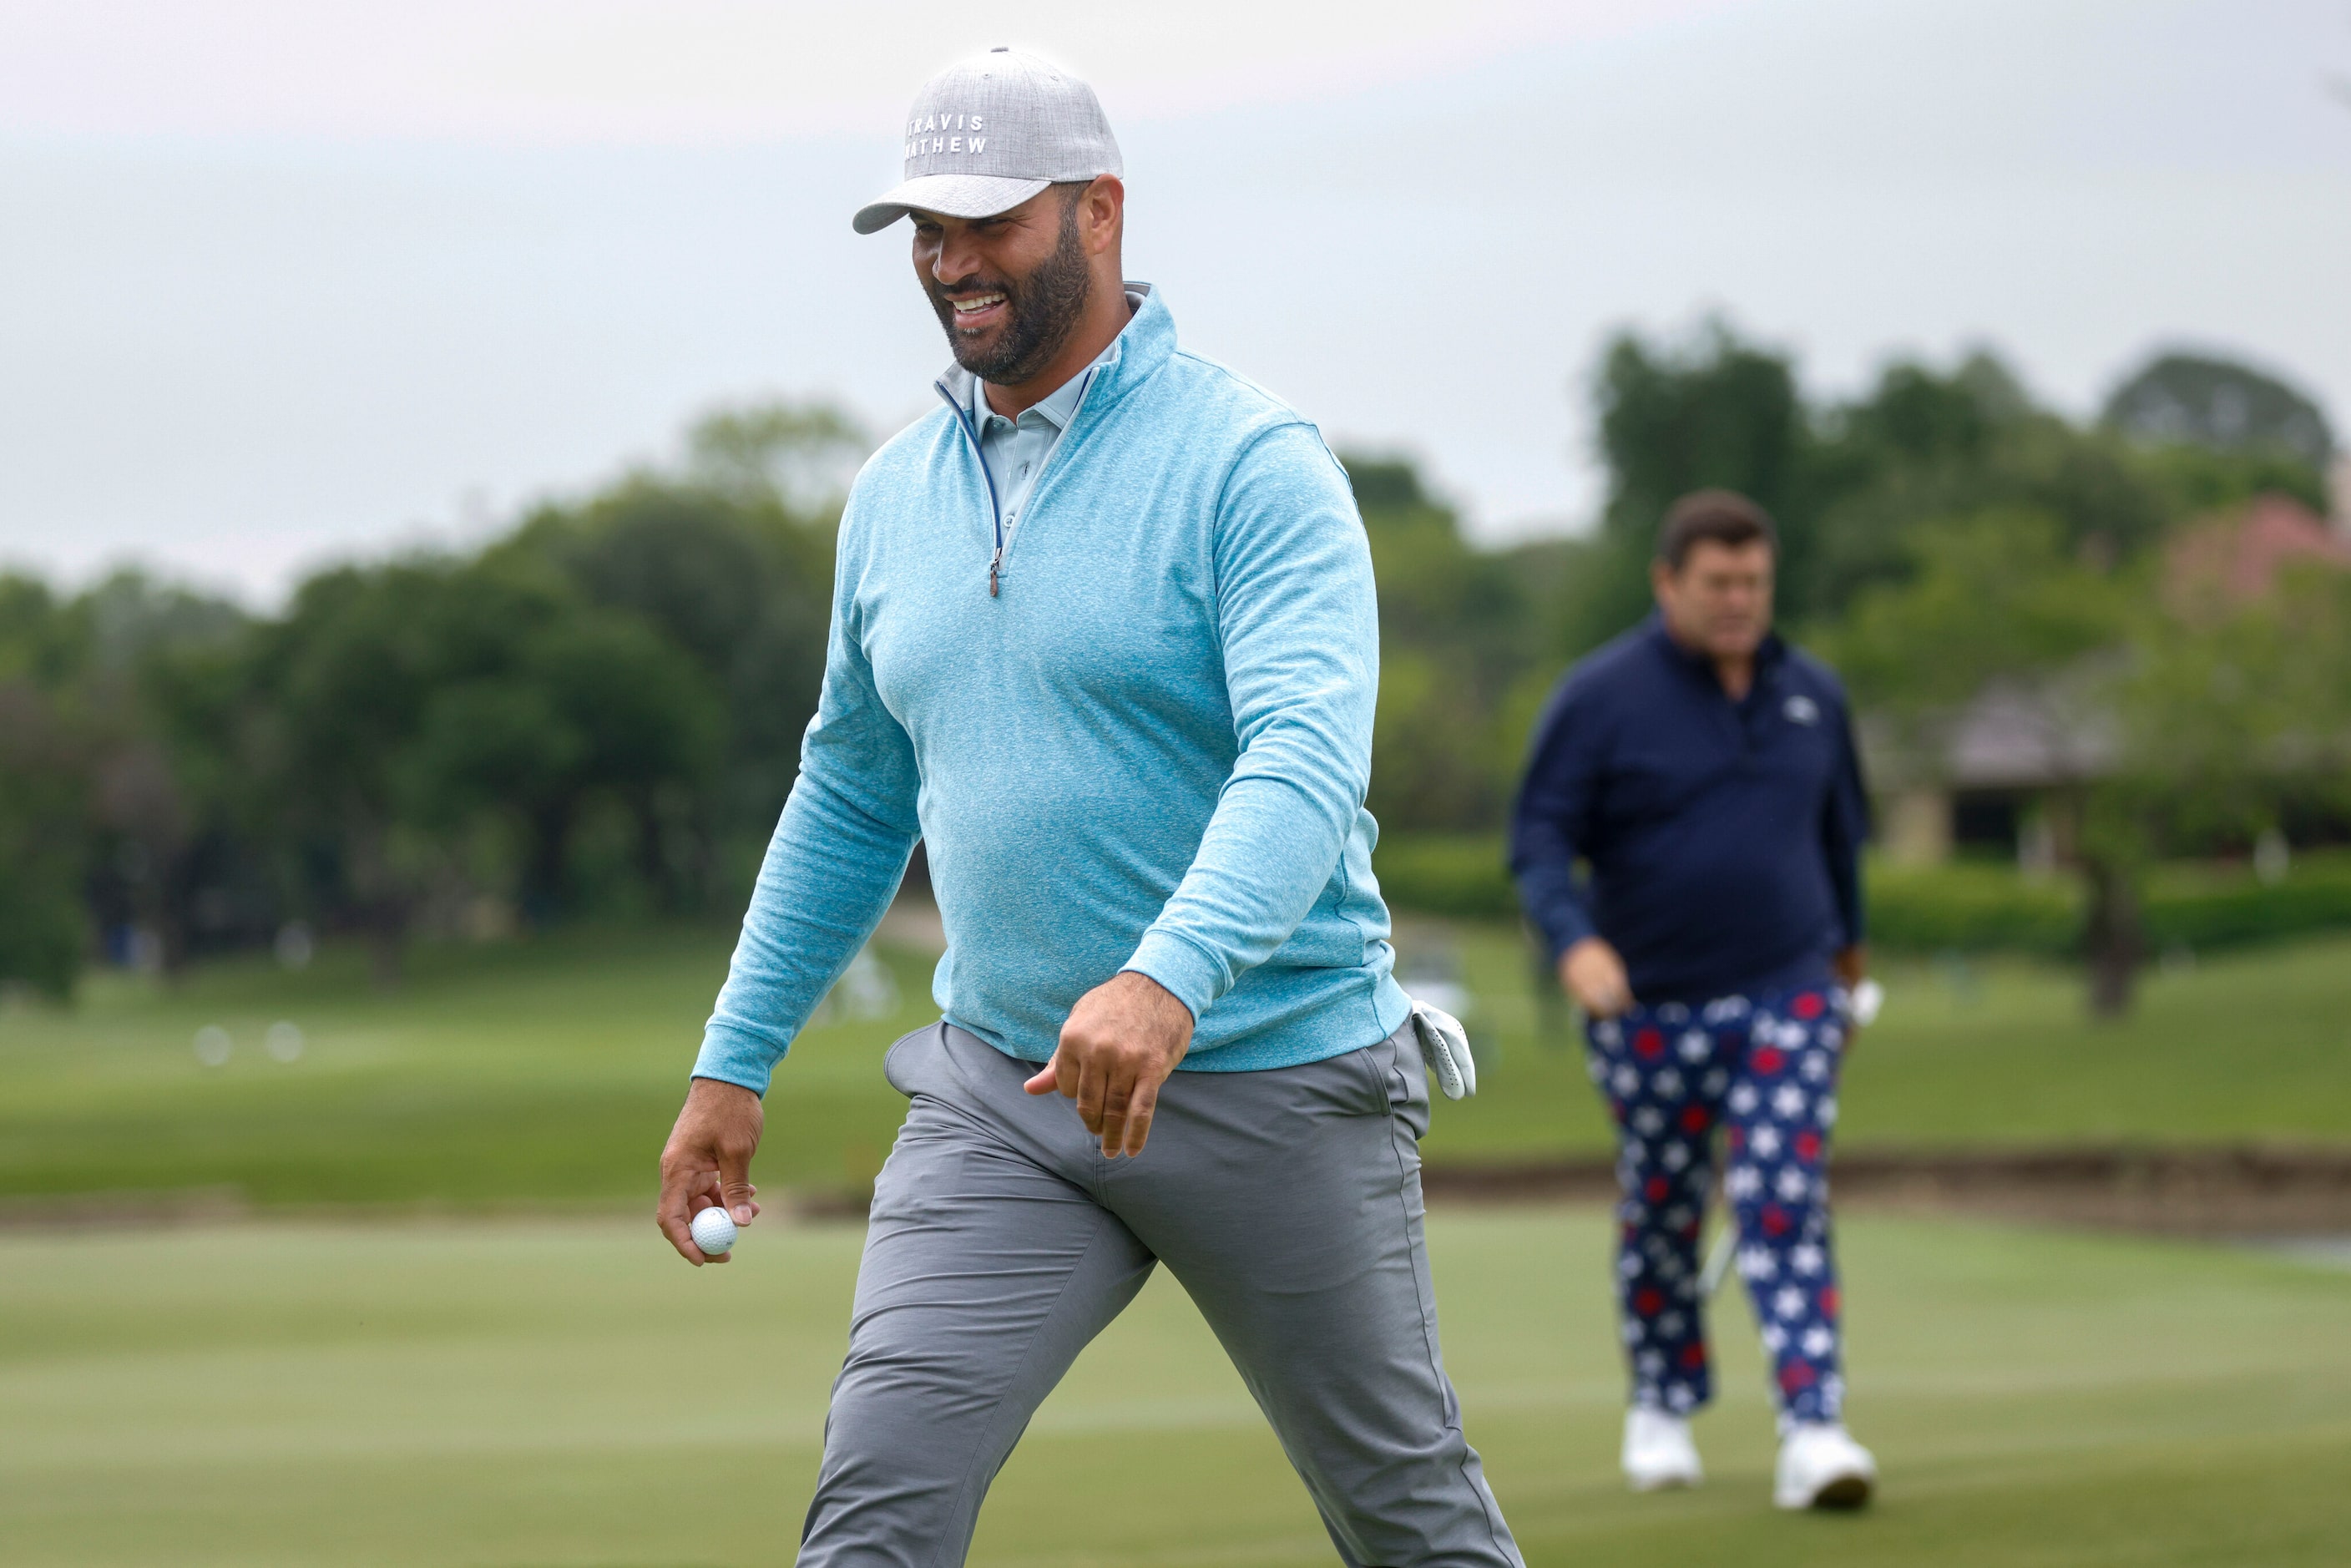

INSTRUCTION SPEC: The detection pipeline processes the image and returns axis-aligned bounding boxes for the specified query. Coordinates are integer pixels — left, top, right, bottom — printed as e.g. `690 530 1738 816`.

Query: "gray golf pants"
797 1018 1522 1568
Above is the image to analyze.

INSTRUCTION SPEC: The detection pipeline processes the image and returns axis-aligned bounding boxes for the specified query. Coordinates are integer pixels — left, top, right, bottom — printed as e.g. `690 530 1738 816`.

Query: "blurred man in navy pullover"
1510 490 1881 1510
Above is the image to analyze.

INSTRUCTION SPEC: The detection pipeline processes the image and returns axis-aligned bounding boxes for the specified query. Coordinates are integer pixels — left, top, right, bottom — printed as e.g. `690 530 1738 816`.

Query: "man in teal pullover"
655 48 1521 1568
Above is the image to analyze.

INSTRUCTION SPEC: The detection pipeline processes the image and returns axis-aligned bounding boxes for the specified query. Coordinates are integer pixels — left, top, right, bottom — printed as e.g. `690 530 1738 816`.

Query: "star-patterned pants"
1585 973 1850 1423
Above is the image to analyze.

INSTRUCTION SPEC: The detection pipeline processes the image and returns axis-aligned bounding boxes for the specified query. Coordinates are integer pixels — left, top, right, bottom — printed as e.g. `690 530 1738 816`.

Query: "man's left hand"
1026 971 1193 1158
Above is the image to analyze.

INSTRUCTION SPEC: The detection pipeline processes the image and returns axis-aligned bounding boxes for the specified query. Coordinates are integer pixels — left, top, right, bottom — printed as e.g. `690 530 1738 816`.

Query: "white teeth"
952 294 1004 314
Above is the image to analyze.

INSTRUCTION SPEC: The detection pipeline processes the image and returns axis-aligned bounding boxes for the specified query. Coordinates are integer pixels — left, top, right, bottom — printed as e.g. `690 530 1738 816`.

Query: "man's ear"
1650 558 1676 599
1083 175 1125 256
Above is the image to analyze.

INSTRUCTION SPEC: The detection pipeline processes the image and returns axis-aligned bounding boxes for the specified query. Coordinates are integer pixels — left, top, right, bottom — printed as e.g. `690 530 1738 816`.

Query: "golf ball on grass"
690 1206 737 1257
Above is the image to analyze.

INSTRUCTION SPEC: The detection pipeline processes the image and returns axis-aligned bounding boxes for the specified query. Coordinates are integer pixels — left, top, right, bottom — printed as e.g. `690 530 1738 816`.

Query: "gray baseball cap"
853 48 1122 235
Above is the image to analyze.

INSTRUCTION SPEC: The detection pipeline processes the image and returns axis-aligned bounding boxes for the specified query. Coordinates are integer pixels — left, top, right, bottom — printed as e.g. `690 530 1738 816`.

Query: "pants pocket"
865 1114 971 1224
881 1023 940 1099
1368 1029 1431 1142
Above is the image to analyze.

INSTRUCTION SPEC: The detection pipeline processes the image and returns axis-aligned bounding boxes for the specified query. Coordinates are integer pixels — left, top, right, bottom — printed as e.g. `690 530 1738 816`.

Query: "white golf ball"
690 1206 738 1257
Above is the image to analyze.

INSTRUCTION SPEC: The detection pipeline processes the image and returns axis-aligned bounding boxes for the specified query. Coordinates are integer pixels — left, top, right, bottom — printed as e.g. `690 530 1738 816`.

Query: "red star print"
1680 1343 1707 1369
1680 1105 1711 1134
1645 1176 1671 1202
1752 1045 1785 1075
1762 1205 1791 1237
1779 1361 1817 1393
1795 1130 1823 1163
1634 1287 1666 1315
1792 992 1825 1020
1633 1028 1666 1060
1819 1286 1840 1318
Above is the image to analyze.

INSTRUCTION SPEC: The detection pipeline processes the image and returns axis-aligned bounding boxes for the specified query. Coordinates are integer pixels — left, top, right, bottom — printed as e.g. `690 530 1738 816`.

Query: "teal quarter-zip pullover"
694 283 1410 1093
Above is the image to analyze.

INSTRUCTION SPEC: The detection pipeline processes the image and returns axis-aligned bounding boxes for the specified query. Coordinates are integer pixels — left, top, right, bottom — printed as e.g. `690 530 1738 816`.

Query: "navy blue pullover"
1509 616 1869 1004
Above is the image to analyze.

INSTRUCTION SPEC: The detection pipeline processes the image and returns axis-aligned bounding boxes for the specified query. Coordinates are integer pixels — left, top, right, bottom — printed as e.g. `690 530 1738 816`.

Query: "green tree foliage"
1822 514 2150 1011
2129 443 2330 520
508 471 836 855
2102 351 2336 470
1822 510 2351 1016
1594 322 1810 537
1344 456 1556 832
0 572 253 993
684 400 869 513
1580 327 2323 647
1575 323 1812 650
1805 357 2182 615
0 608 87 997
387 566 724 923
1827 510 2134 716
139 401 859 984
2125 566 2351 852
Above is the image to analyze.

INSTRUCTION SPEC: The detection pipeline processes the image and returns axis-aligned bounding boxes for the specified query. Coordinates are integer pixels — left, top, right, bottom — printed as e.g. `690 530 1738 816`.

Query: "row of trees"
2 337 2342 1009
0 407 862 993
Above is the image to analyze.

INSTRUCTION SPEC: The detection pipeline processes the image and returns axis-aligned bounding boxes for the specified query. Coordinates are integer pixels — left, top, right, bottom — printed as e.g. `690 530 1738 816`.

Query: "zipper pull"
988 549 1001 597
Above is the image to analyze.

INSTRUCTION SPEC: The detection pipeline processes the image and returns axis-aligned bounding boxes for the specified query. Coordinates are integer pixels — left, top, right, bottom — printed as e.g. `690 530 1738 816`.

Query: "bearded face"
918 190 1095 387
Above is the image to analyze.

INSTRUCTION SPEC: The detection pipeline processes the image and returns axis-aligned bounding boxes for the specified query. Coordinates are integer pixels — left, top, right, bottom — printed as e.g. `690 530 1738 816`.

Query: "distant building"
1870 676 2117 870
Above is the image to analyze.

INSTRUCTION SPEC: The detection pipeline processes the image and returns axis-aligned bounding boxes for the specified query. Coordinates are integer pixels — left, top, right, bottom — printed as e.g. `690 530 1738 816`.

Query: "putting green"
3 1207 2344 1565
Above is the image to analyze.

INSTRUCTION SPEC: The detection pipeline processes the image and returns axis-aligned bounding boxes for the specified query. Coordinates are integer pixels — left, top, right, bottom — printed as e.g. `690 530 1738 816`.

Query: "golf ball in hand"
690 1207 738 1257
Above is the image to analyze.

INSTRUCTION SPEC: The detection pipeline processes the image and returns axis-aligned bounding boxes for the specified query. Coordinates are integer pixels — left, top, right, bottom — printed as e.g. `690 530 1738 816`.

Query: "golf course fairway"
3 1206 2345 1566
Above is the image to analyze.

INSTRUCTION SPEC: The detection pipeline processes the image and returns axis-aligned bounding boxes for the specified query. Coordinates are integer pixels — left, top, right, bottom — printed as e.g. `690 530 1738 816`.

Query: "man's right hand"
1559 937 1635 1019
657 1076 765 1266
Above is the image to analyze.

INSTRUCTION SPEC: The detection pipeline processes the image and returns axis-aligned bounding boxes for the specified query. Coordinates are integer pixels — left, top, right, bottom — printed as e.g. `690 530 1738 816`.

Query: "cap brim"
852 174 1053 235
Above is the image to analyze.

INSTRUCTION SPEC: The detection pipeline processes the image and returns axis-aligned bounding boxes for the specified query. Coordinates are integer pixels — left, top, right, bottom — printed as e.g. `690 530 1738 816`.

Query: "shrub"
1864 861 2081 956
2143 851 2351 953
1373 834 2351 958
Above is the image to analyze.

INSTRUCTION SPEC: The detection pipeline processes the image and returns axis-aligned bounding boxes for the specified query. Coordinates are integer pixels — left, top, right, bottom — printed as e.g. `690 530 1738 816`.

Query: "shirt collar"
1645 612 1787 690
972 291 1139 431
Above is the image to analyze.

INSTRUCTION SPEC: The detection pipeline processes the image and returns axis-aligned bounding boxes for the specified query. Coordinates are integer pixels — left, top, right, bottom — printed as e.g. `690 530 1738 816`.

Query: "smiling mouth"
946 291 1007 331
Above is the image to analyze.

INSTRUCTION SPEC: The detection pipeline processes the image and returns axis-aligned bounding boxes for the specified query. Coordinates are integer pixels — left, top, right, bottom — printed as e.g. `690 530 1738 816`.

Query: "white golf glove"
1410 999 1477 1100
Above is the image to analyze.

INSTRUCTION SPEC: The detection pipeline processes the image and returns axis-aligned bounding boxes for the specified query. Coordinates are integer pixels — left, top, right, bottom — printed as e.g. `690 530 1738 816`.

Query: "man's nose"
933 230 983 285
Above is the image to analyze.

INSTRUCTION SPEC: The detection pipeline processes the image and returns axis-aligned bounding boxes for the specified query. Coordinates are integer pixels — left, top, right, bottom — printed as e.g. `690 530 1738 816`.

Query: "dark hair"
1656 489 1778 570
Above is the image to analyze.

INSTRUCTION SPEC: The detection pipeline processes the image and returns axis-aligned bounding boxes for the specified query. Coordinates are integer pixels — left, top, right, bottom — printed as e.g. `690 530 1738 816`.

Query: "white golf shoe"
1773 1421 1877 1510
1621 1407 1704 1491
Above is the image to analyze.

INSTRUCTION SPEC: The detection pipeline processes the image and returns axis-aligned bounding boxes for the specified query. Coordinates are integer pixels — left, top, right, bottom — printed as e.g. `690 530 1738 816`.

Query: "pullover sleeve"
693 531 922 1095
1119 424 1378 1029
1822 683 1871 949
1509 673 1605 960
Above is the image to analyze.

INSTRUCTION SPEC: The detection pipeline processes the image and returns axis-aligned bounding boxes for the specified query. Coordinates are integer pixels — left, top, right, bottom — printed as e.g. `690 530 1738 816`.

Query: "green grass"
0 923 941 1210
2 1208 2346 1565
2 921 2347 1213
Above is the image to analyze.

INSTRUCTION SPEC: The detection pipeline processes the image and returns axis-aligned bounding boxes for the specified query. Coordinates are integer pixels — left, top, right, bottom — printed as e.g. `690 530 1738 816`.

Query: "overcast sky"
4 0 2348 600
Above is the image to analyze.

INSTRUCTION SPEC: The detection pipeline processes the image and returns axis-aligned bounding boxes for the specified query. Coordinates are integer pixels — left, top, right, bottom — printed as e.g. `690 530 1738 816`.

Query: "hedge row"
2141 855 2351 953
1371 834 2351 957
